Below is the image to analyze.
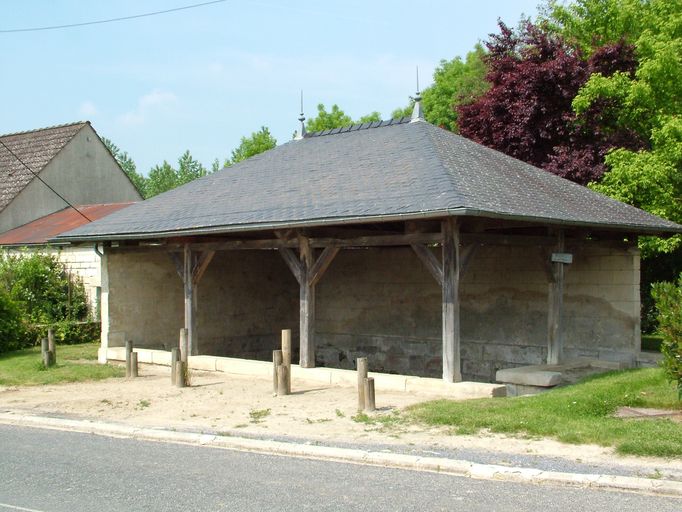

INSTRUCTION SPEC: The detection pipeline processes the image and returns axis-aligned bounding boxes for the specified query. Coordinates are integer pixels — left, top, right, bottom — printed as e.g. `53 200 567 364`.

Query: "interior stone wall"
104 241 639 382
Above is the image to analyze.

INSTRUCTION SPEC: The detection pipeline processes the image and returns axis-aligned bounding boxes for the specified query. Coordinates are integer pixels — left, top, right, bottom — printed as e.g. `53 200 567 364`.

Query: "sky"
1 0 540 174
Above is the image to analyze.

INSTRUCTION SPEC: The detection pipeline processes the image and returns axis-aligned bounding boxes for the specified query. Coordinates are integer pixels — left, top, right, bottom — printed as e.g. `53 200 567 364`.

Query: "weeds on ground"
249 408 271 424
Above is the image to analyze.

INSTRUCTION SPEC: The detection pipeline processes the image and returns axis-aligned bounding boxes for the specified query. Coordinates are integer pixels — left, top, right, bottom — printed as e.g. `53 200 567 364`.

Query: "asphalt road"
0 425 679 512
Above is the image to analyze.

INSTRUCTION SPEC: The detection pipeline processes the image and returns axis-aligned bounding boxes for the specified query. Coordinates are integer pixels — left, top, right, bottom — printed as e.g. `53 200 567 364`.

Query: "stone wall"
103 241 640 382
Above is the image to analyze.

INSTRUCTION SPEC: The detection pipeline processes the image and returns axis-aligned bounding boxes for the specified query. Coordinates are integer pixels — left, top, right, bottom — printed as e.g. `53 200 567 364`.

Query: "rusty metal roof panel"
0 202 135 246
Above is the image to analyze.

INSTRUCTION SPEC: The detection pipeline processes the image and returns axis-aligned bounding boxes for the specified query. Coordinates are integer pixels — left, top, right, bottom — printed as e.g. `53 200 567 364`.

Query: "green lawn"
0 343 123 386
408 368 682 457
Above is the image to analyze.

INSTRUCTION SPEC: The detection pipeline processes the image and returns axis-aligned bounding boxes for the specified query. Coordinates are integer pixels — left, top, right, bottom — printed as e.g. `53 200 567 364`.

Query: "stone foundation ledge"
101 347 506 399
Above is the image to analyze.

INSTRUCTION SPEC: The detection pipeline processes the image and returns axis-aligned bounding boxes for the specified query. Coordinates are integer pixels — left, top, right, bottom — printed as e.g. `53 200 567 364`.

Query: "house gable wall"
0 125 141 233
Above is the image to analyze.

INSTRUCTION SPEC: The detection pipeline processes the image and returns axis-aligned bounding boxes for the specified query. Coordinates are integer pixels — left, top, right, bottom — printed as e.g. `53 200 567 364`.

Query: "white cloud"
78 100 98 117
118 89 178 126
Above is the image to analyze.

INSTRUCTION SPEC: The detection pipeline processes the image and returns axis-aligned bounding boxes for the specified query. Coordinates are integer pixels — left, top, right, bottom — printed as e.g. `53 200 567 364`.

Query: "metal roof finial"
411 66 424 122
295 90 306 140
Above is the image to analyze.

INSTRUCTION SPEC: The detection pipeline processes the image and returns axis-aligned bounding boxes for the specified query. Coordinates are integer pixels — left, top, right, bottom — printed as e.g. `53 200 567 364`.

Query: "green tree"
101 137 147 197
145 151 209 198
571 0 682 255
304 104 382 133
652 274 682 399
177 150 208 184
392 46 489 131
229 126 277 164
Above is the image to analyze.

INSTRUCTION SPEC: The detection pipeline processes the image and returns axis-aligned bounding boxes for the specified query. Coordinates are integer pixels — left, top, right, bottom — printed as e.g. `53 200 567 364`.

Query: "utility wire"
0 139 92 222
0 0 228 33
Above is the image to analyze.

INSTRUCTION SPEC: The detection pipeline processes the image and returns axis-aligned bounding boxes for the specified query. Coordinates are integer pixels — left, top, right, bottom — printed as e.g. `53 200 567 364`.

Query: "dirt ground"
1 362 681 476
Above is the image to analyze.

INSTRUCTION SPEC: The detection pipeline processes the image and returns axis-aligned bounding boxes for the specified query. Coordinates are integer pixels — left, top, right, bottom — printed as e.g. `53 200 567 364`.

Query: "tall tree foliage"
392 45 490 131
145 151 209 198
457 21 639 185
229 126 277 165
305 104 381 133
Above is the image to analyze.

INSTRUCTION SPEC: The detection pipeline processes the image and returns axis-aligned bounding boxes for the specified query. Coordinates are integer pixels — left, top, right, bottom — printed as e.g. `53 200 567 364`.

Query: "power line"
0 139 92 223
0 0 228 33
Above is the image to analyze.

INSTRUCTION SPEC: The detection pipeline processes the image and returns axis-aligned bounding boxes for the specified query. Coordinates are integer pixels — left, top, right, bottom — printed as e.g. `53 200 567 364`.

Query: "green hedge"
652 273 682 399
28 321 101 346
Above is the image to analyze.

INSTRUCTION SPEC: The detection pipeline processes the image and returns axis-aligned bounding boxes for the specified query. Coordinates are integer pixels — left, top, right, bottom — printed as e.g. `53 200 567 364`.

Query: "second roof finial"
295 90 307 140
411 66 424 122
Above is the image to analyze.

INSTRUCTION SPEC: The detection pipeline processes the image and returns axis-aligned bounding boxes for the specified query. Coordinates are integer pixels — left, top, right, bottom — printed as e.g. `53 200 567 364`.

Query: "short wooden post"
42 349 52 368
130 352 139 378
170 348 179 385
47 328 56 361
281 329 292 393
273 350 283 395
179 328 189 364
364 377 376 412
125 340 133 377
277 364 289 396
40 338 48 358
176 361 186 388
357 357 368 411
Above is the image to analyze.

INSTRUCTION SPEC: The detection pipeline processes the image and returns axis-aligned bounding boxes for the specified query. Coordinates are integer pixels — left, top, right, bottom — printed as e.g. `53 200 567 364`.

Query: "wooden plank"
308 246 340 287
192 250 215 284
279 247 303 284
441 218 462 382
410 244 443 286
547 231 565 365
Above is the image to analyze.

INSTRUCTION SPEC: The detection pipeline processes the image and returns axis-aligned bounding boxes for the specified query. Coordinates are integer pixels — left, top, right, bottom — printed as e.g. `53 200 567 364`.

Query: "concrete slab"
496 367 562 387
103 348 506 399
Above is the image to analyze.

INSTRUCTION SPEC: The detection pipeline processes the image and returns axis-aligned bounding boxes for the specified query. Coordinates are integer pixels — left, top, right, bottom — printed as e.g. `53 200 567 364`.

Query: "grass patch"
408 368 682 457
248 408 271 424
0 343 123 386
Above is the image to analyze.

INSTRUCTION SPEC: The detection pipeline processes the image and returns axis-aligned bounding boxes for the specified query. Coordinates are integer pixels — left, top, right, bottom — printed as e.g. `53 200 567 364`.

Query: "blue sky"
1 1 540 174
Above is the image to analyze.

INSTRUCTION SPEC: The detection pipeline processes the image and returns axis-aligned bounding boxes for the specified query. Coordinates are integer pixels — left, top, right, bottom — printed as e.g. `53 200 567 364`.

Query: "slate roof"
0 122 87 212
58 118 681 242
0 202 135 246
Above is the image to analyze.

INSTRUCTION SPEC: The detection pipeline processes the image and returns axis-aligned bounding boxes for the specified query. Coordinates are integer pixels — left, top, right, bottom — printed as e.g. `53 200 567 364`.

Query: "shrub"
0 288 28 353
652 274 682 399
0 252 88 324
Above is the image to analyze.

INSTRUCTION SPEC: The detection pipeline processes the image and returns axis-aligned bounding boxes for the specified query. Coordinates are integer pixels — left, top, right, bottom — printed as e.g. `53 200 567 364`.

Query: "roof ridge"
0 121 89 139
304 116 411 138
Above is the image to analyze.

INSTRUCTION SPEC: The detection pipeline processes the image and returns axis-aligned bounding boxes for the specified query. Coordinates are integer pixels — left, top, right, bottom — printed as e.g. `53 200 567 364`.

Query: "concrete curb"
1 412 680 498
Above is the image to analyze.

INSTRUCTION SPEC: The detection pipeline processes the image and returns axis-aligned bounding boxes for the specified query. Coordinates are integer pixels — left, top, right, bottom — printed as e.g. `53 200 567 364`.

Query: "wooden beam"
299 236 315 368
279 247 303 284
192 250 215 285
308 246 340 287
169 252 183 280
547 231 566 365
182 244 197 356
442 218 462 382
410 243 443 286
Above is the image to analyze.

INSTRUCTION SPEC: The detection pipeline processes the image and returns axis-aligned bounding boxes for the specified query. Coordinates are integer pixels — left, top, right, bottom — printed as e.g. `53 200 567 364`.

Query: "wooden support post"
47 328 56 361
171 348 179 385
273 350 283 395
176 361 186 388
130 352 139 378
179 328 188 364
281 329 292 393
277 364 289 396
357 357 368 411
299 236 315 368
364 377 376 412
547 231 566 365
40 338 48 358
125 340 133 378
442 218 462 383
183 244 196 357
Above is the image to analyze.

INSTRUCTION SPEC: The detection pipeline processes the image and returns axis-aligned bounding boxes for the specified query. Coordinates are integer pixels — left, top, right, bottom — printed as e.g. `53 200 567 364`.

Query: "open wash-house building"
58 104 682 383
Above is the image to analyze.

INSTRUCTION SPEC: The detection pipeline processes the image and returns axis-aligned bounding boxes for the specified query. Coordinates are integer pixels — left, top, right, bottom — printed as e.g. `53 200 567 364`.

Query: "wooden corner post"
547 230 567 365
442 217 462 383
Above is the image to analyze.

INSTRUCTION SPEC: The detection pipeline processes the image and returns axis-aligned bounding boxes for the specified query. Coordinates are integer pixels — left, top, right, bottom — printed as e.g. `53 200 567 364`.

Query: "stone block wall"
103 240 640 382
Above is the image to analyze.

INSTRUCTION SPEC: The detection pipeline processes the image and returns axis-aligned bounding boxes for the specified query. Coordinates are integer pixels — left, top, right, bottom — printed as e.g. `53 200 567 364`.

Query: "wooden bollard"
176 361 186 388
357 357 368 411
273 350 283 395
277 364 289 396
40 338 48 358
42 349 53 368
179 328 188 363
47 328 56 362
125 340 133 377
281 329 292 393
364 377 376 412
171 348 179 385
130 352 139 378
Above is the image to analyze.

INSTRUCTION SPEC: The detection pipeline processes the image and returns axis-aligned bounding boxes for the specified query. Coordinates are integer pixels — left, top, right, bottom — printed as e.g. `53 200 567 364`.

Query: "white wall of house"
0 124 142 233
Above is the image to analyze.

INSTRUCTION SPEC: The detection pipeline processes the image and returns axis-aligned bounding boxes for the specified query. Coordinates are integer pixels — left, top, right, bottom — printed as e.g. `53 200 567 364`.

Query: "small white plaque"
551 252 573 264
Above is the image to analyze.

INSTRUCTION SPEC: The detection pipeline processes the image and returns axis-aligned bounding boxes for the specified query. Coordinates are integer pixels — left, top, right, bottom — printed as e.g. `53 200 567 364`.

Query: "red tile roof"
0 202 135 246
